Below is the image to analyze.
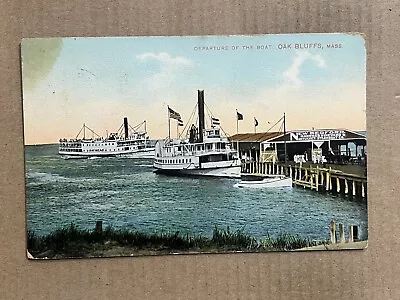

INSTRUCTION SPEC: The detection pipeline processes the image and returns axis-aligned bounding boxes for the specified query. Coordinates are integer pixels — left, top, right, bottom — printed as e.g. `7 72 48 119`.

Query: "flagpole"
168 105 171 140
254 118 256 134
236 110 240 160
284 112 287 166
144 120 147 149
236 109 238 134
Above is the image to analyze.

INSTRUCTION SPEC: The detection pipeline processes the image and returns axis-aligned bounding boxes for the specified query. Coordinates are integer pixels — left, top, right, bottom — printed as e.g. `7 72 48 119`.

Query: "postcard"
22 34 367 259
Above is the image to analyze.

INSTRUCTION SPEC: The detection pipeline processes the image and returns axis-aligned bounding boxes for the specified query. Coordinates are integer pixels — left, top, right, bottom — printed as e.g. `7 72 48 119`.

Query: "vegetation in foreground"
27 224 325 259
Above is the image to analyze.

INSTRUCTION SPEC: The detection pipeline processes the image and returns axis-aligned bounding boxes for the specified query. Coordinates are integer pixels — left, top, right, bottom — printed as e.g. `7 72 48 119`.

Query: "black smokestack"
124 117 129 139
198 90 205 142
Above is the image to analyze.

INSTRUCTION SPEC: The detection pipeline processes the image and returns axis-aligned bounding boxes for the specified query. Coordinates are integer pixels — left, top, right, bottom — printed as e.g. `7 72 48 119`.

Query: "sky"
21 34 366 145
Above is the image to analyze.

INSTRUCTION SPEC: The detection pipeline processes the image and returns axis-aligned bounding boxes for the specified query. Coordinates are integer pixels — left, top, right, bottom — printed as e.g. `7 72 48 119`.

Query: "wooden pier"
242 161 367 201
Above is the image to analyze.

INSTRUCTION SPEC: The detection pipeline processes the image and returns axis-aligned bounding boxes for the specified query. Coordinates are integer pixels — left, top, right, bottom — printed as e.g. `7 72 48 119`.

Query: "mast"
198 90 205 143
83 123 86 140
168 106 171 140
144 120 147 148
283 112 287 165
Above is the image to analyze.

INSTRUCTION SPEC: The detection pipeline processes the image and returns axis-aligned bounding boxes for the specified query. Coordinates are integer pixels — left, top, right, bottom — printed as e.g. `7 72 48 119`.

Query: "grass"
262 233 321 251
27 223 325 259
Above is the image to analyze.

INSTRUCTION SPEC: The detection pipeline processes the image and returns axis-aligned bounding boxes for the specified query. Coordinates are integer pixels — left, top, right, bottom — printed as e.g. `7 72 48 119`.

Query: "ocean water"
25 144 368 241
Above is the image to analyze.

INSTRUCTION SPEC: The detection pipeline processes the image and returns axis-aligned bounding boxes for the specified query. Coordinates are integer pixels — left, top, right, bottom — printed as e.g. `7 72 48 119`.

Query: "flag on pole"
211 117 220 127
237 111 243 120
178 119 184 126
254 117 259 127
168 107 181 120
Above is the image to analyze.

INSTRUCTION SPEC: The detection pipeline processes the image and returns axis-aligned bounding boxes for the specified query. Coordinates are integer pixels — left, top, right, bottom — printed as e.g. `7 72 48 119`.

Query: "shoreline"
28 223 350 259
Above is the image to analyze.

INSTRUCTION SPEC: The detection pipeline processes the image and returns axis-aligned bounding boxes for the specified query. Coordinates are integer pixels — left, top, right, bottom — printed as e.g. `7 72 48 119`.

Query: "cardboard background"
1 0 399 298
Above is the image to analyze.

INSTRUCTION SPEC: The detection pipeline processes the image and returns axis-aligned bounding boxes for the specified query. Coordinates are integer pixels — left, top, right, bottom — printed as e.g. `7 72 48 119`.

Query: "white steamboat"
58 118 155 158
153 90 241 178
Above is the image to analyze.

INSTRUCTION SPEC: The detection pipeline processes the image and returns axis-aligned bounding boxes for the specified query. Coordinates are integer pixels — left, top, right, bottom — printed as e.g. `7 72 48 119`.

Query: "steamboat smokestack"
198 90 205 143
123 117 129 139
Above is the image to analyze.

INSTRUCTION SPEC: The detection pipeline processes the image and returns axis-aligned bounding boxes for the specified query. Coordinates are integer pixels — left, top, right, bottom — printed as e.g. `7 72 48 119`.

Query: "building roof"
228 132 282 143
229 129 367 143
355 130 367 137
267 129 367 143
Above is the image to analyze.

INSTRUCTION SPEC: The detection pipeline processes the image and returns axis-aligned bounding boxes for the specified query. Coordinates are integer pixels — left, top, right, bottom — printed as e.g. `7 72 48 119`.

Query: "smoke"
21 38 63 91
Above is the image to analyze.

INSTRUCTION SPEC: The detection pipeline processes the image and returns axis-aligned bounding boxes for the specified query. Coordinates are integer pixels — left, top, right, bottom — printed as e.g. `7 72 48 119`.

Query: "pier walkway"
242 161 367 201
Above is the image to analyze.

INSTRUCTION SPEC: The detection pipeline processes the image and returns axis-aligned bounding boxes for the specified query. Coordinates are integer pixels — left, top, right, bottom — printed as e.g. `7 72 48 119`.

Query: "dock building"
230 129 367 165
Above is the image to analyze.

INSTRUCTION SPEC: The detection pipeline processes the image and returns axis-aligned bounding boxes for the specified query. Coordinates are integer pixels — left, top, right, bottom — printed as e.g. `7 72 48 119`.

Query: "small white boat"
234 174 293 188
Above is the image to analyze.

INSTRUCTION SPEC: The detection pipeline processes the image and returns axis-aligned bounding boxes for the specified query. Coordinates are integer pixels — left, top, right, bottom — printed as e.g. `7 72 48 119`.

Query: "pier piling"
349 225 359 242
325 170 331 191
330 220 336 244
339 179 346 197
96 221 103 235
348 180 354 200
331 177 338 195
339 223 345 243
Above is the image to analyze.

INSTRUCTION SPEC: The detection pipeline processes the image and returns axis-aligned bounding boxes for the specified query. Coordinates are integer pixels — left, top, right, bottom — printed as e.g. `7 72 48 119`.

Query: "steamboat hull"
153 165 241 179
59 148 155 159
118 149 155 159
